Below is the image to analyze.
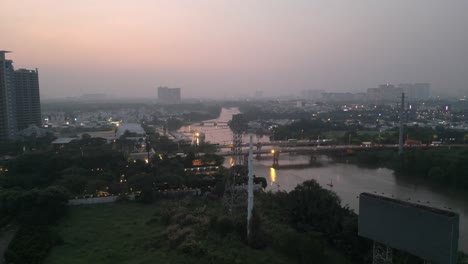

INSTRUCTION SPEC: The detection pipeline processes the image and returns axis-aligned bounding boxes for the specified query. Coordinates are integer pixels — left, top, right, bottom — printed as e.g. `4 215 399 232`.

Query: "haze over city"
2 0 468 99
4 1 468 263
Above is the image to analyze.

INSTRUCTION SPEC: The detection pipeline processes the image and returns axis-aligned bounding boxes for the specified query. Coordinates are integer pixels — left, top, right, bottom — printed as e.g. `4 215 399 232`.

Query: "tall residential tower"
0 51 17 142
0 51 41 143
15 68 41 130
157 86 181 104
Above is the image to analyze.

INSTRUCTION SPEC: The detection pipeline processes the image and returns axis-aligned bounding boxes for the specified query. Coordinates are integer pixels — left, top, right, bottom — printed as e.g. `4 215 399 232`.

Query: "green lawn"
46 203 171 264
46 198 352 264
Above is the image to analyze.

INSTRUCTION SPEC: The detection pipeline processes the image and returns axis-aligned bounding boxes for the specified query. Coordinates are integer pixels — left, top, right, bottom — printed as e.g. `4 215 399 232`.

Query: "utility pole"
399 93 405 155
247 134 254 240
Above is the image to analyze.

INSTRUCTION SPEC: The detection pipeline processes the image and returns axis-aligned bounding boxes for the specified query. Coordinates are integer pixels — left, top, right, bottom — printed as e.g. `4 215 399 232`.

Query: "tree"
166 118 183 131
81 133 91 140
59 174 87 195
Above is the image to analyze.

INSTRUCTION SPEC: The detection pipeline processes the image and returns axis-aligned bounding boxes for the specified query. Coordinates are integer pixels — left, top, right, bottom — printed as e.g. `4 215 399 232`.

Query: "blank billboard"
359 193 459 264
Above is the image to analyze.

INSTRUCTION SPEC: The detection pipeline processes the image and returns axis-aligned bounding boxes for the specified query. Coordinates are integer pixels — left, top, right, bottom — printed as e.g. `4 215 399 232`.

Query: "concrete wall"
69 194 135 206
68 189 202 206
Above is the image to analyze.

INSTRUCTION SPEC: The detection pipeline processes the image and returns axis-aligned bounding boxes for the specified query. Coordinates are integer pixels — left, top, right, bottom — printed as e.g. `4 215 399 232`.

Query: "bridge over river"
219 144 468 170
217 144 466 157
198 121 229 127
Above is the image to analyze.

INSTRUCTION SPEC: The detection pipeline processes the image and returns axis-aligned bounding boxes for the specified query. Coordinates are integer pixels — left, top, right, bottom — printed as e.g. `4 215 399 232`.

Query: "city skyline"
2 1 468 99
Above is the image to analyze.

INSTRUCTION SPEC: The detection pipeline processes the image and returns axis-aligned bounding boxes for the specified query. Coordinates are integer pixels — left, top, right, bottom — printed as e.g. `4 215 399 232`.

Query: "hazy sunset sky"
2 0 468 99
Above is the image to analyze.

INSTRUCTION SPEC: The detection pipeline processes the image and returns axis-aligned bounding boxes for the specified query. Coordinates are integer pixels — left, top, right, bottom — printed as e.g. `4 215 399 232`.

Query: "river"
179 107 468 252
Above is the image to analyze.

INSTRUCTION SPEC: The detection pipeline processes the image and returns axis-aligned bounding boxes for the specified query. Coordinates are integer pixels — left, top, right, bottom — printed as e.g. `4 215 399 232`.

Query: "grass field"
46 203 175 264
45 197 351 264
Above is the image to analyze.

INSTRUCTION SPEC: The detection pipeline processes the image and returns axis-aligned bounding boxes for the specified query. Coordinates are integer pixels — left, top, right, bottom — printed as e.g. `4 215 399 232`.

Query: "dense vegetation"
334 148 468 190
239 104 312 121
44 179 445 263
272 118 468 145
0 134 226 263
0 186 69 264
45 182 360 264
2 101 467 263
3 139 468 262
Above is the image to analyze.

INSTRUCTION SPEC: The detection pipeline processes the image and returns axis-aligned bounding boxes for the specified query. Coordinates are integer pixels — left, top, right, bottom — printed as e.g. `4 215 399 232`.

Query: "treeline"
272 119 358 141
260 180 466 263
0 132 56 156
261 180 371 263
159 104 222 123
271 117 468 145
239 105 311 121
181 105 222 122
340 148 468 190
1 140 226 197
395 148 468 188
142 180 427 263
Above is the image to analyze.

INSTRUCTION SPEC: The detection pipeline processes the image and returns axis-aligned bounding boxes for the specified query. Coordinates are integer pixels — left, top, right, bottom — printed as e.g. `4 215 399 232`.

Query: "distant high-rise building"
366 84 403 103
398 83 430 101
0 51 41 143
15 69 41 130
367 83 430 103
0 51 18 142
301 89 324 100
157 86 181 104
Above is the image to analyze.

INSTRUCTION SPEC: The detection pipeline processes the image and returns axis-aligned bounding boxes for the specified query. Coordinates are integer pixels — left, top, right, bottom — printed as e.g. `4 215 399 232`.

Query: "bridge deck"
217 144 463 156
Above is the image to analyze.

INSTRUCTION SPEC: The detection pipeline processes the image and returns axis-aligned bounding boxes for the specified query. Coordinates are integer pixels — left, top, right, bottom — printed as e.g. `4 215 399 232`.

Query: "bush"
166 225 195 248
160 208 174 225
215 216 234 237
271 228 326 263
137 188 154 204
5 226 62 264
116 194 130 203
0 186 69 226
179 238 207 256
248 209 267 249
254 177 268 189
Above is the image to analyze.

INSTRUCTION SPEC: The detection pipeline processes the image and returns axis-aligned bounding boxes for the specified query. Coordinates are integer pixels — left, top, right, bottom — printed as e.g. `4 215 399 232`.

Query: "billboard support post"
373 241 393 264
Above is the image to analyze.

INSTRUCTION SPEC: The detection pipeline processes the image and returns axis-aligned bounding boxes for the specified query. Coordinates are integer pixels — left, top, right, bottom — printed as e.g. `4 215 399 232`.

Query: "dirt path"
0 225 18 264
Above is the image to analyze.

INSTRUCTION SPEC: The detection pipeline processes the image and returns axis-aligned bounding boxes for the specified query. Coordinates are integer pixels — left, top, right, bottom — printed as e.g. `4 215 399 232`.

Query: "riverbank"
183 107 468 254
329 147 468 192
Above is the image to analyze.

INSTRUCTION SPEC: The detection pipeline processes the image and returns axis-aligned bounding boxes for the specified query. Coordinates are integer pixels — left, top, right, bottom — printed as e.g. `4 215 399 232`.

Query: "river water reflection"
179 107 468 251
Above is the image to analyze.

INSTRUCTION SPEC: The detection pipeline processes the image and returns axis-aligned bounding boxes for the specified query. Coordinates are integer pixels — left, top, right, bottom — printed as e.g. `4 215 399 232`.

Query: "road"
218 144 468 156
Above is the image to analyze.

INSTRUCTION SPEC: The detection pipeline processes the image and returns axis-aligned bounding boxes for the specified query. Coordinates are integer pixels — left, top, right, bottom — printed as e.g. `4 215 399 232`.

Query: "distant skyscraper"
0 51 41 143
0 51 17 142
398 83 430 101
15 69 41 130
301 89 324 100
157 86 181 104
366 84 403 103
